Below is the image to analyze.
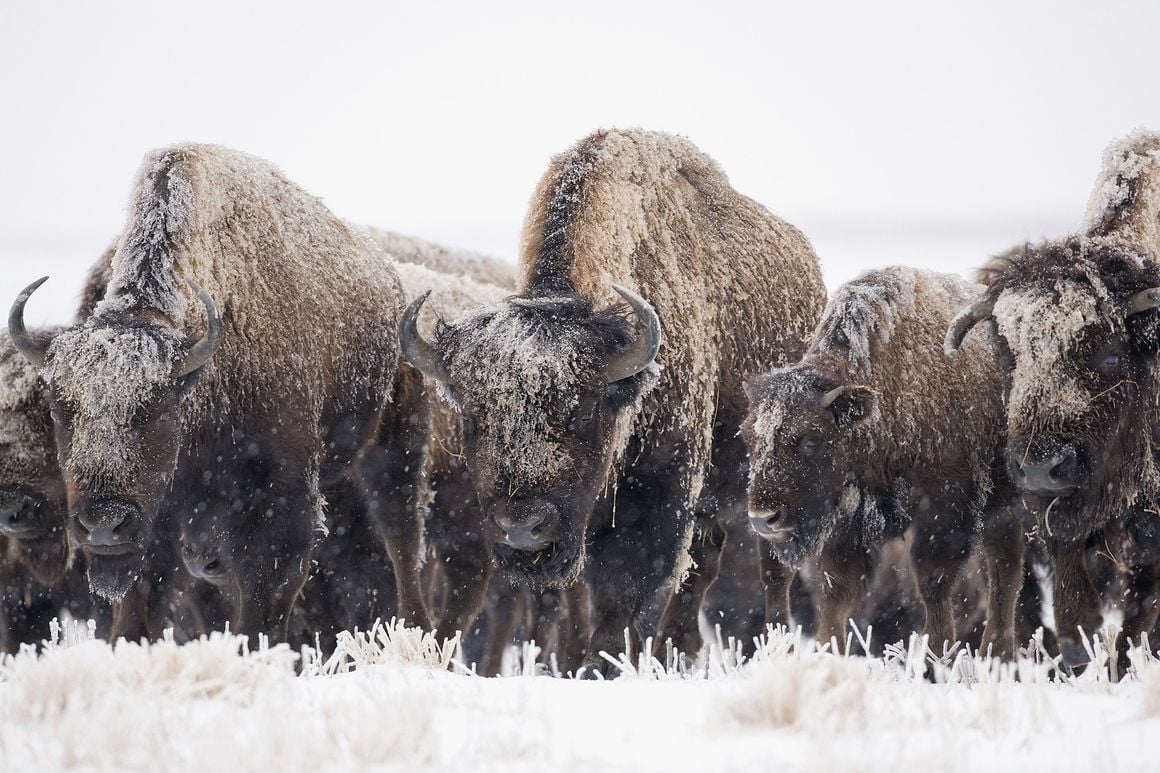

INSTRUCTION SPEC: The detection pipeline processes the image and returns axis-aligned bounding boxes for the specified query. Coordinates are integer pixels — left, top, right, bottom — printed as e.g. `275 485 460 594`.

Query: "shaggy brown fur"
745 267 1024 657
366 228 517 290
20 144 415 642
407 129 825 675
950 129 1160 674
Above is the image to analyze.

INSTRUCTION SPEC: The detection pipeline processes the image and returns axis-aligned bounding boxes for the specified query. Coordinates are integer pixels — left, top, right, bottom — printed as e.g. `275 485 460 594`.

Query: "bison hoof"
1059 640 1090 673
576 659 621 680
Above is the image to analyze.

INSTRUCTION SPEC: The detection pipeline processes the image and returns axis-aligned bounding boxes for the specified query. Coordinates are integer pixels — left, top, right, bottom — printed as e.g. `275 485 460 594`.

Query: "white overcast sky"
2 1 1159 323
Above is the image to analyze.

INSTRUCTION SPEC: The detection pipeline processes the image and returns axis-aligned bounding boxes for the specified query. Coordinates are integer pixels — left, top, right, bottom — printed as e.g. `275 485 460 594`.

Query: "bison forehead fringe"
0 332 57 482
43 322 184 487
746 368 827 478
993 283 1107 428
437 296 646 486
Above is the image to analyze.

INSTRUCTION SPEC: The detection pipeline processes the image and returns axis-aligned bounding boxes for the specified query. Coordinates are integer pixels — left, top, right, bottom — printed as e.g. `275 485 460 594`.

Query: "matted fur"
45 144 403 512
516 128 826 504
1084 128 1160 248
749 267 1002 545
0 333 57 487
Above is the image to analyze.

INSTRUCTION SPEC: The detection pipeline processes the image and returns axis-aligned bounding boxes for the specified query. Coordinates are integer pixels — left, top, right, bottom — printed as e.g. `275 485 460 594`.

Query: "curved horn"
602 284 662 383
176 282 224 378
399 290 451 382
8 276 50 367
944 295 996 357
820 386 845 408
1127 287 1160 316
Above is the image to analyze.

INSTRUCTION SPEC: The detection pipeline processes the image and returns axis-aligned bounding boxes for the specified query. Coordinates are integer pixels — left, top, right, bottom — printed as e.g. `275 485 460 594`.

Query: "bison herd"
1 129 1158 679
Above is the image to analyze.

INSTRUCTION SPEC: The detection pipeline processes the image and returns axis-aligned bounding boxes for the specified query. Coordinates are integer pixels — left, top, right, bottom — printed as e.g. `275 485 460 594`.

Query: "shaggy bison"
745 267 1024 657
946 130 1160 673
400 128 825 674
9 144 420 642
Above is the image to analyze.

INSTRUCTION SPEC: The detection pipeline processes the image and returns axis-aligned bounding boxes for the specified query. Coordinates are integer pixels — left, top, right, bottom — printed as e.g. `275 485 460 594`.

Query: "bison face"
400 288 660 588
9 278 223 600
945 238 1160 542
742 365 875 565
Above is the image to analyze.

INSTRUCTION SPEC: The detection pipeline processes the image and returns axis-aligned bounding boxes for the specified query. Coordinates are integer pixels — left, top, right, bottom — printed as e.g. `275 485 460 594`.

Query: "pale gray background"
2 1 1158 324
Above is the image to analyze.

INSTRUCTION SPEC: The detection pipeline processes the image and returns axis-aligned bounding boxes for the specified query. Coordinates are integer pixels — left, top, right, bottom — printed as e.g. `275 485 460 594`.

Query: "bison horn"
399 290 452 382
820 385 845 408
944 295 996 357
602 285 662 383
176 282 224 377
1127 287 1160 316
8 276 51 368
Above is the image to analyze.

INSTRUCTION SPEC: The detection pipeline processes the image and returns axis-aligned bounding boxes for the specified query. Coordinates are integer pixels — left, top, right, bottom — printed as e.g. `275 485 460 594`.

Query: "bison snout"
182 544 230 584
0 491 43 539
1016 440 1080 496
75 498 140 554
749 506 790 541
492 499 557 551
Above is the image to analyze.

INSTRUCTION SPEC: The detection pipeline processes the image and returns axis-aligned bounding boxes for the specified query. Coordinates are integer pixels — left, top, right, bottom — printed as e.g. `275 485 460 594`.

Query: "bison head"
399 286 660 588
9 277 223 600
0 333 69 584
742 359 876 564
946 237 1160 542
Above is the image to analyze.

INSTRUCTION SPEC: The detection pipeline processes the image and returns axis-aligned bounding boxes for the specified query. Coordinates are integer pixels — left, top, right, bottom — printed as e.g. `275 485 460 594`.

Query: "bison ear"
822 384 875 429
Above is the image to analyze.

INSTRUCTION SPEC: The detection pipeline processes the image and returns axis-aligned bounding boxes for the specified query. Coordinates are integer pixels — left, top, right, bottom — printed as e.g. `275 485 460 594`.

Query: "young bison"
745 267 1024 658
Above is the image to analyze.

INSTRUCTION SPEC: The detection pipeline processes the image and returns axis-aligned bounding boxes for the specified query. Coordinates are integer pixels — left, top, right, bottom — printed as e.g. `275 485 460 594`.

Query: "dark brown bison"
745 267 1025 658
945 130 1160 674
400 129 826 675
9 144 422 643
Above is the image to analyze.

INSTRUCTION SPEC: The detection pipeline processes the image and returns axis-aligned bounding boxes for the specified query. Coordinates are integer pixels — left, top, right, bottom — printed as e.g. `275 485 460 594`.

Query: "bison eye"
1100 354 1121 370
798 435 820 454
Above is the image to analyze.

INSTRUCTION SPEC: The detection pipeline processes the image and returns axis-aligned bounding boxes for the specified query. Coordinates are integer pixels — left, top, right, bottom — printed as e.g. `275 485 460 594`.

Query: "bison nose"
182 546 228 582
1018 443 1080 496
749 506 790 541
0 494 39 539
76 499 137 549
493 500 555 551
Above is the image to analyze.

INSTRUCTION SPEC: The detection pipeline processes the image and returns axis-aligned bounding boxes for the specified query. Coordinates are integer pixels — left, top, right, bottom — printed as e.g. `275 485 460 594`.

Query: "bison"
9 144 424 643
945 129 1160 673
0 246 116 650
400 128 826 674
744 267 1025 657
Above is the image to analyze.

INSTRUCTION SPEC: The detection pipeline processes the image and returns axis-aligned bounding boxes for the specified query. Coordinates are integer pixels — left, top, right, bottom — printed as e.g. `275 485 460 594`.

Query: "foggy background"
2 1 1158 324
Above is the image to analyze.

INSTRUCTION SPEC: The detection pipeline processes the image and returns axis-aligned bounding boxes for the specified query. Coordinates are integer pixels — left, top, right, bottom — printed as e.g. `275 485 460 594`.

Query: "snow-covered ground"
2 620 1157 772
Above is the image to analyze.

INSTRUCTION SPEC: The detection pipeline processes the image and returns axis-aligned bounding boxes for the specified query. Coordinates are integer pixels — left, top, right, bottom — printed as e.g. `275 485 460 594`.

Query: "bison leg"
427 469 492 645
759 540 795 630
1051 538 1104 671
814 533 869 650
1119 562 1160 676
909 497 972 656
358 394 432 631
979 505 1025 660
579 473 694 678
232 479 315 642
655 514 726 658
477 583 526 676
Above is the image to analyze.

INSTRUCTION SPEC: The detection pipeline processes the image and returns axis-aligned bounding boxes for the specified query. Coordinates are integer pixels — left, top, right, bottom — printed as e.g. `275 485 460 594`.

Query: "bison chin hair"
86 551 144 601
492 540 585 590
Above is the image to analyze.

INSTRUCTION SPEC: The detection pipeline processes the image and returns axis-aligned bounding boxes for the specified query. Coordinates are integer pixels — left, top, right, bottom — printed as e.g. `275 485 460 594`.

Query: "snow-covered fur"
366 228 517 290
747 268 1002 553
32 144 405 639
745 268 1018 653
952 129 1160 670
418 128 826 672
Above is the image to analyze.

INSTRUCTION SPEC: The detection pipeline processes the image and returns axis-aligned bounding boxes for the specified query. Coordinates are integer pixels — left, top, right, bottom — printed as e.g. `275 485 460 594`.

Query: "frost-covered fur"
366 228 517 290
745 268 1019 655
34 144 406 639
422 129 826 673
960 129 1160 670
